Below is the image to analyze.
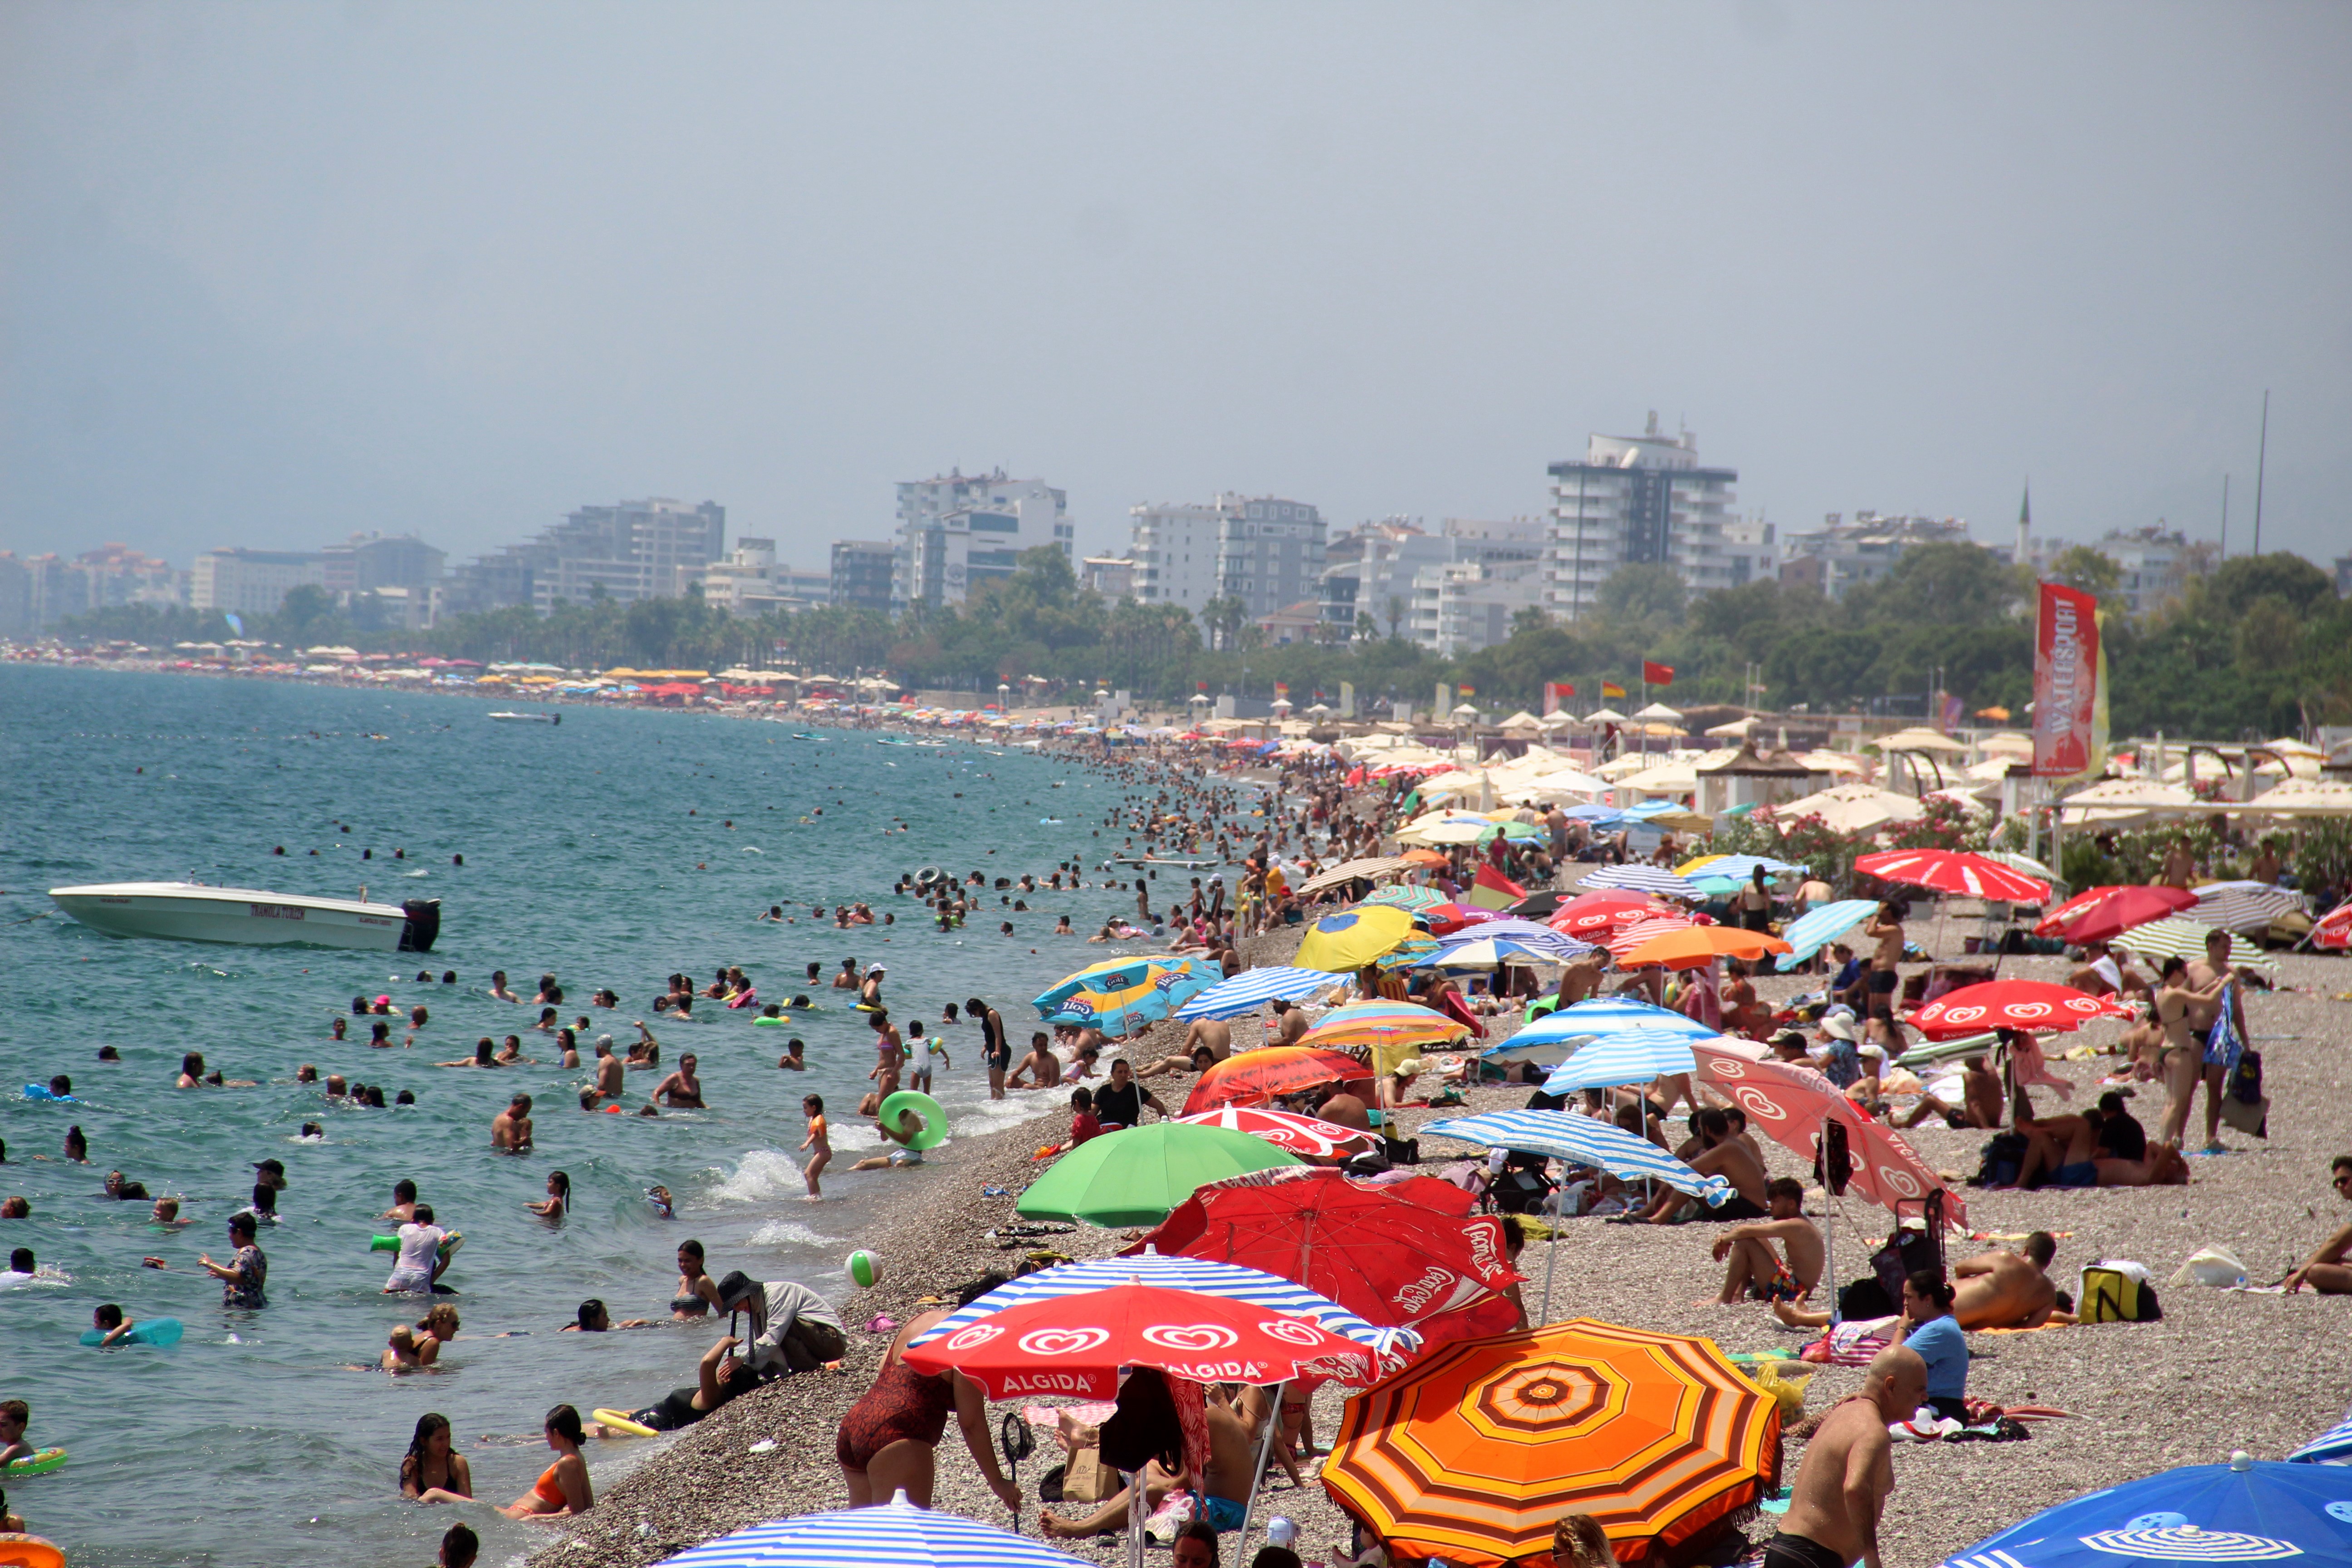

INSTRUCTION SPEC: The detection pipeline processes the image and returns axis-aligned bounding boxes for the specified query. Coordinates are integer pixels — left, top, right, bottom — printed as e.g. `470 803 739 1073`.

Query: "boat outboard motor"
398 899 442 953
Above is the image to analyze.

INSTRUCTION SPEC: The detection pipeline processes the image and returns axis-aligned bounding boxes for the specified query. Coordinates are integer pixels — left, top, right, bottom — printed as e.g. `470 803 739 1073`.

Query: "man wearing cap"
715 1273 848 1377
252 1159 288 1192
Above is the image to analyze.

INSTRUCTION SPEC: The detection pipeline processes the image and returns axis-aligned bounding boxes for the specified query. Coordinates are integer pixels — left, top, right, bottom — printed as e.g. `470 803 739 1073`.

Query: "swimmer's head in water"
152 1198 179 1221
95 1303 123 1329
575 1298 609 1331
9 1247 33 1273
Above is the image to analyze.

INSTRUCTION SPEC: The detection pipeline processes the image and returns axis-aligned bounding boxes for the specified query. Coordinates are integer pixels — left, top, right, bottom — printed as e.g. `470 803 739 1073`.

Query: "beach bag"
1382 1134 1421 1166
2220 1051 2269 1138
1970 1133 2029 1189
2078 1260 2162 1323
1061 1446 1120 1503
2170 1245 2249 1289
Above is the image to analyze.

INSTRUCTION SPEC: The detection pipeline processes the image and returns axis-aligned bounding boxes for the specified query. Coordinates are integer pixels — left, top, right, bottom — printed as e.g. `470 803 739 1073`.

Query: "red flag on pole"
1642 660 1676 686
1543 681 1576 714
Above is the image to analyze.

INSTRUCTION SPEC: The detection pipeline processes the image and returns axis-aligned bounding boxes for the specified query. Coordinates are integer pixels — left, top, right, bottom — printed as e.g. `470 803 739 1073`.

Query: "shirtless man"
1645 1108 1769 1222
1951 1235 2060 1328
1268 998 1309 1048
1136 1014 1232 1078
2157 836 2198 891
2283 1156 2352 1294
1041 1380 1262 1539
592 1036 625 1100
1710 1178 1823 1303
1898 1054 2004 1129
2184 926 2252 1152
968 997 1010 1101
652 1054 706 1109
1860 902 1906 1039
1006 1032 1062 1090
490 1094 534 1153
1764 1345 1922 1568
1552 952 1607 1011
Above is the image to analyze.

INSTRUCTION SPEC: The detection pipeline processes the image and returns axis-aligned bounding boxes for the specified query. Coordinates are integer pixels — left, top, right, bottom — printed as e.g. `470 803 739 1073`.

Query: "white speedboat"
47 883 442 952
488 710 560 724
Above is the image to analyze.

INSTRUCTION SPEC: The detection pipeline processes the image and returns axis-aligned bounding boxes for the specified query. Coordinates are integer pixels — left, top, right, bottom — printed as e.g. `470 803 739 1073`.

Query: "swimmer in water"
297 1064 318 1084
104 1170 151 1201
591 1036 624 1099
652 1054 705 1109
331 1017 348 1041
325 1074 348 1099
560 1298 654 1332
489 971 519 1003
63 1126 88 1163
672 1240 721 1316
491 1095 534 1153
91 1302 139 1346
299 1122 324 1139
497 1036 535 1066
524 1170 569 1219
438 1039 499 1068
646 1186 674 1220
800 1095 830 1198
151 1197 187 1227
533 1007 559 1034
176 1053 206 1088
380 1323 427 1371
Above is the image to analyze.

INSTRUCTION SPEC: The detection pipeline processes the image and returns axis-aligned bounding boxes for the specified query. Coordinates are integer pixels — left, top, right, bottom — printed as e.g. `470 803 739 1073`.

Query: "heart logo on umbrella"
1141 1323 1240 1353
1875 1162 1925 1199
1018 1327 1111 1356
1731 1086 1788 1123
1712 1060 1751 1081
1258 1318 1333 1348
1943 1005 1986 1023
945 1323 1007 1351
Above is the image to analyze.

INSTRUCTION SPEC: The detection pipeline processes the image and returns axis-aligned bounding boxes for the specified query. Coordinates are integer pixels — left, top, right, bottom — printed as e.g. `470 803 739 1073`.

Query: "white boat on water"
488 710 561 725
47 883 442 952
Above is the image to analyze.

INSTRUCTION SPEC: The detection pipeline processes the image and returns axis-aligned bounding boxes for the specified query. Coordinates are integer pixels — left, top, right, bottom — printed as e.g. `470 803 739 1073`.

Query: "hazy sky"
5 2 2347 573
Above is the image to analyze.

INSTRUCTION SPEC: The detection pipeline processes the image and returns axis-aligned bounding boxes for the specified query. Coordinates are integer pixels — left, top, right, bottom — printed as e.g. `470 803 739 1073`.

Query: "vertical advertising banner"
1543 681 1575 714
2032 583 2104 778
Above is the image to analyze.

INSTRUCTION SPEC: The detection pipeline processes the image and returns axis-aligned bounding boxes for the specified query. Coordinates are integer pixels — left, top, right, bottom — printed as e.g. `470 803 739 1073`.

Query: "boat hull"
48 884 439 952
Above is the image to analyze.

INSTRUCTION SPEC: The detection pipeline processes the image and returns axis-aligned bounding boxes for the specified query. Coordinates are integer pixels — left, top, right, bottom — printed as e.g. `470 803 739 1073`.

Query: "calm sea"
0 665 1168 1567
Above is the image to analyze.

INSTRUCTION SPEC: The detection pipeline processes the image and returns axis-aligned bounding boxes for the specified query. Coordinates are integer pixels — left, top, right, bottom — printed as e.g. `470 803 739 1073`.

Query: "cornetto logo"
1392 1265 1460 1317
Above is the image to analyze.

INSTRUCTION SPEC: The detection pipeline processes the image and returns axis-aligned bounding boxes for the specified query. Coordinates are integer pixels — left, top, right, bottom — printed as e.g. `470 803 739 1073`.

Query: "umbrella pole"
1542 1219 1560 1325
1125 1468 1144 1568
1232 1380 1284 1550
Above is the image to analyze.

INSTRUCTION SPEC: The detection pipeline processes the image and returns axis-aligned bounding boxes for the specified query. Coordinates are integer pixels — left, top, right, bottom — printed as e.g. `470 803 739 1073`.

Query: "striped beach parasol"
2112 916 2274 970
1363 883 1447 913
1418 1110 1727 1204
1605 913 1696 958
652 1491 1086 1568
1542 1031 1701 1094
1174 965 1342 1020
2188 880 2310 934
1032 956 1214 1034
1511 998 1718 1049
1439 916 1595 961
1299 1000 1471 1051
1772 898 1879 970
1579 865 1703 900
1323 1319 1781 1567
1377 932 1443 970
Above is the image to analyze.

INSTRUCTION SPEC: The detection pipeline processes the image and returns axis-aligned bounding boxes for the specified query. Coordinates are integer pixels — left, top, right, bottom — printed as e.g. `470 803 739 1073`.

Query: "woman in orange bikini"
500 1405 592 1519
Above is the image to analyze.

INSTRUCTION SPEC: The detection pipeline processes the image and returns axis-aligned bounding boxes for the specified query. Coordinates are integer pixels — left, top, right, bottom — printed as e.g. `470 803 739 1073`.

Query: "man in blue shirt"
1895 1269 1968 1421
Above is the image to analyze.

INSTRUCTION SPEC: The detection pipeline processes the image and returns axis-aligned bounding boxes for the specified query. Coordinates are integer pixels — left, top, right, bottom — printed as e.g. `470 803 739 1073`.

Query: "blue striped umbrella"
1935 1460 2352 1568
655 1493 1084 1568
1419 1110 1729 1205
2290 1406 2352 1463
1512 999 1718 1046
1175 965 1344 1020
1419 936 1563 970
1772 899 1880 971
1438 916 1595 961
1692 854 1806 881
1579 865 1703 900
906 1250 1420 1363
1542 1030 1702 1094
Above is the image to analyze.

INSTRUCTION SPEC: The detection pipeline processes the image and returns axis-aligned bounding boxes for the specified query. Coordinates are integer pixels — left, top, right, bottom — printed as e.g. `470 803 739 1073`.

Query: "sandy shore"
540 938 2352 1568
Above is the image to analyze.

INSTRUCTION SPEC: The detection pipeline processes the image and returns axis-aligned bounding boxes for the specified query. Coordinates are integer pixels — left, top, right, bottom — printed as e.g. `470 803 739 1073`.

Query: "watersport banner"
2032 583 2107 779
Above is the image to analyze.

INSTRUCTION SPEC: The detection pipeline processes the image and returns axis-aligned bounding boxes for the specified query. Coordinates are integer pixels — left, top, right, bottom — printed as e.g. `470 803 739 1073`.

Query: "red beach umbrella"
1548 892 1665 938
1911 980 2135 1039
898 1281 1377 1399
1172 1106 1380 1160
2049 885 2199 944
1691 1041 1965 1226
1854 848 2052 903
1181 1047 1375 1116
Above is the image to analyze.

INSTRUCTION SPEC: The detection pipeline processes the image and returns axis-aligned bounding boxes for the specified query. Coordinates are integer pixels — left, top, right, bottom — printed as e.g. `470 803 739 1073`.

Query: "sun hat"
1822 1015 1860 1043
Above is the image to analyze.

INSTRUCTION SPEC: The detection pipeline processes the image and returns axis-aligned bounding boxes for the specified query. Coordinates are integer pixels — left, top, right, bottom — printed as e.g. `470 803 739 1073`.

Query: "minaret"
2016 484 2032 574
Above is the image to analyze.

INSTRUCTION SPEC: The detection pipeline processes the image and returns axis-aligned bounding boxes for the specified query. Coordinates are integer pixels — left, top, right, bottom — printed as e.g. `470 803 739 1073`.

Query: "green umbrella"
1015 1123 1303 1227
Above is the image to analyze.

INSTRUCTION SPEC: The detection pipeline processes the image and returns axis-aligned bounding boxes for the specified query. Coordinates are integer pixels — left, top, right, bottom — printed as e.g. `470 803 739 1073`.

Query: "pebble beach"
537 937 2352 1568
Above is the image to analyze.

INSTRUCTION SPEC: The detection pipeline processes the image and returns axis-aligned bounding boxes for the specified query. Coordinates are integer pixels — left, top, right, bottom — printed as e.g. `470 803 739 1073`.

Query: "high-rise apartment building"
892 469 1070 609
702 539 830 614
1129 500 1225 615
446 499 725 614
1320 518 1544 645
830 541 896 611
191 549 328 615
1128 494 1324 620
322 534 446 598
1544 415 1739 619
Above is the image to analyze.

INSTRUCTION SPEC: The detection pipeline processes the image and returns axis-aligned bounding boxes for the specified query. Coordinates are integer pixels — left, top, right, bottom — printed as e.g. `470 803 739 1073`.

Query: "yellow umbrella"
1294 905 1417 972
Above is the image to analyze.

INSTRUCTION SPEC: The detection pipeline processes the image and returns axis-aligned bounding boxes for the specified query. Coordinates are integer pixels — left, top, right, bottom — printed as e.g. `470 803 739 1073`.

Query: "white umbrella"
1584 707 1628 725
1632 701 1683 721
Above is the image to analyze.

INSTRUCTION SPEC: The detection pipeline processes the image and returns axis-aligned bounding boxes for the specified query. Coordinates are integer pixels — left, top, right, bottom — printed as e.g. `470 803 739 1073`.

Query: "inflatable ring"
0 1533 65 1568
753 1016 789 1027
79 1318 182 1348
591 1408 658 1438
913 865 943 888
877 1090 948 1151
0 1448 66 1477
371 1235 400 1252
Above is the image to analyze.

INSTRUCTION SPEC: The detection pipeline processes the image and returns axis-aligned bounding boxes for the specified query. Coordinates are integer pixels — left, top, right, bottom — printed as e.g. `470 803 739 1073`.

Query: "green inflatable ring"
0 1448 66 1476
876 1090 948 1151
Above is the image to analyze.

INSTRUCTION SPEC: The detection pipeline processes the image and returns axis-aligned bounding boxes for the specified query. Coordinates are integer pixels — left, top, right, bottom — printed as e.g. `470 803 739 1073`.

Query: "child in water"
799 1095 831 1199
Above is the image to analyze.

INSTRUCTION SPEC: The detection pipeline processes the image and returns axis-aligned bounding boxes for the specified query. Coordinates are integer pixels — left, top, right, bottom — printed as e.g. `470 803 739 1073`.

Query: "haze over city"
4 1 2347 577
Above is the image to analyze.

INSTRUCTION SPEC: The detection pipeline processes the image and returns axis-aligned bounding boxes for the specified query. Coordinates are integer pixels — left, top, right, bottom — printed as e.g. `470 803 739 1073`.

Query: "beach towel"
1802 1317 1895 1367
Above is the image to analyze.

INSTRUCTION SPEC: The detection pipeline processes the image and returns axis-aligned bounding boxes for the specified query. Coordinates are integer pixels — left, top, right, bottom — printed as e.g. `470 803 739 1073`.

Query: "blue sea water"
0 665 1174 1567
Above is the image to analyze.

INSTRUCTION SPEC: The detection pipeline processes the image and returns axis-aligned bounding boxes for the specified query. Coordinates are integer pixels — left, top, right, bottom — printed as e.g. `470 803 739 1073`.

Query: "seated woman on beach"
400 1413 473 1503
499 1405 592 1519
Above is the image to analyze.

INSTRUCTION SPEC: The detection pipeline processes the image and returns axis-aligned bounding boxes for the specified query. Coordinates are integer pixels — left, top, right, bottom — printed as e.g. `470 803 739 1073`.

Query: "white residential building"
1322 518 1545 641
893 469 1071 608
1409 556 1546 656
703 538 830 615
1776 512 1972 601
1081 556 1136 598
1129 494 1325 620
1721 516 1778 587
1129 500 1227 615
1544 414 1739 619
191 549 328 615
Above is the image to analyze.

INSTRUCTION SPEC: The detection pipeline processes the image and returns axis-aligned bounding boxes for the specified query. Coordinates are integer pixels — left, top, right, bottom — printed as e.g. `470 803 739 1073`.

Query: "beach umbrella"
1512 999 1717 1046
1172 1105 1379 1160
2317 901 2352 953
1399 848 1453 868
1033 956 1214 1033
1772 899 1881 971
651 1491 1087 1568
1420 936 1560 970
1550 892 1669 937
1418 901 1491 934
1476 819 1548 844
1181 1046 1376 1115
2289 1406 2352 1463
2188 880 2310 934
1294 905 1418 971
1932 1456 2352 1568
1911 980 2136 1039
1323 1319 1782 1568
2113 917 2273 970
1363 884 1446 913
1579 865 1703 900
1679 854 1803 882
1854 848 2052 902
1542 1031 1700 1094
899 1281 1378 1400
1616 926 1791 970
1174 965 1342 1020
1376 933 1443 970
1690 1041 1964 1226
1298 1000 1470 1052
907 1250 1415 1364
1016 1123 1302 1226
1135 1166 1523 1337
1503 890 1571 918
1438 916 1594 961
2063 886 2203 944
1604 913 1697 957
1419 1111 1728 1205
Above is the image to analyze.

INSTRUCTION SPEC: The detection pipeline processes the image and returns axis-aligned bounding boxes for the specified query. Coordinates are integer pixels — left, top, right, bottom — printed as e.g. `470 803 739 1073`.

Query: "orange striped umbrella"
1323 1319 1780 1567
1614 926 1790 970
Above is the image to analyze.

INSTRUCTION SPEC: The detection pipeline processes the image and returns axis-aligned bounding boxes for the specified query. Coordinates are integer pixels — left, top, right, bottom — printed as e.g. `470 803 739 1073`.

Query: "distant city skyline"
3 5 2347 572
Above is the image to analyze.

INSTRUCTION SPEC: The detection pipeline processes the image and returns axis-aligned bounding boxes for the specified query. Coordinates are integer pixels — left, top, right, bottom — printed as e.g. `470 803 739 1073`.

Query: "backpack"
2079 1260 2163 1323
1970 1133 2029 1189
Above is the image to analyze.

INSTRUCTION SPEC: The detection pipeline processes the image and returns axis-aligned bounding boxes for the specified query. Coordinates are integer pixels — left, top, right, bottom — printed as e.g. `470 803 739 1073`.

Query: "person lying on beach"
1896 1055 2004 1129
2282 1156 2352 1294
1779 1233 2063 1332
1135 1015 1233 1078
562 1298 654 1332
499 1405 592 1519
1709 1179 1821 1303
2008 1107 2186 1189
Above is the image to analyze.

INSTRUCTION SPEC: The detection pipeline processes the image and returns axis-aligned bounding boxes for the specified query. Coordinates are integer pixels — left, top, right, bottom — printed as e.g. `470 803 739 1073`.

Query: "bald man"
1766 1346 1926 1568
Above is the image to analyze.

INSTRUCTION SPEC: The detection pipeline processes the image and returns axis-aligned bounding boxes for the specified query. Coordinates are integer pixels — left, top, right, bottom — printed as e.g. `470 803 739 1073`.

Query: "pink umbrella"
1174 1106 1381 1160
